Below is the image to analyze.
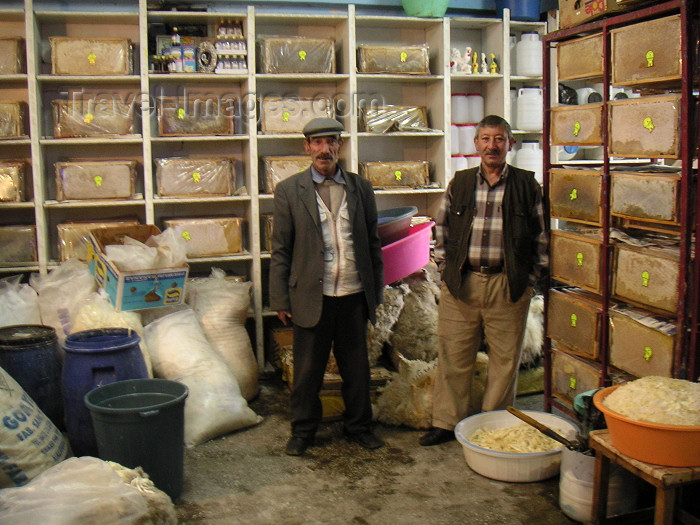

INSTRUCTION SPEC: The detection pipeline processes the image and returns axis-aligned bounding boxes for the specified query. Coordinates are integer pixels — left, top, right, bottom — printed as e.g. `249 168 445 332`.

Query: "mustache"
316 154 333 160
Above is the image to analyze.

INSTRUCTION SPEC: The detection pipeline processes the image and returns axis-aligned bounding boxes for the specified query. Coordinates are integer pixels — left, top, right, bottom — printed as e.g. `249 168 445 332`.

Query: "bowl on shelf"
381 221 434 285
377 206 418 246
593 385 700 467
454 410 579 482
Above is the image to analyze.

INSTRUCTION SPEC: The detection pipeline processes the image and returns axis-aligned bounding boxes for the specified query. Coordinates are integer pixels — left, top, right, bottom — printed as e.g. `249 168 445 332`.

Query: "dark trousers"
290 293 372 438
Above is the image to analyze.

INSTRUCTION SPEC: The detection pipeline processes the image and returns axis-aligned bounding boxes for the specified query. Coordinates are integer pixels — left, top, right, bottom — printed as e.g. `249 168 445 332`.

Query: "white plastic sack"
0 274 41 326
145 227 188 268
187 268 259 401
0 366 69 488
144 308 261 447
0 457 178 525
29 259 96 342
105 236 159 271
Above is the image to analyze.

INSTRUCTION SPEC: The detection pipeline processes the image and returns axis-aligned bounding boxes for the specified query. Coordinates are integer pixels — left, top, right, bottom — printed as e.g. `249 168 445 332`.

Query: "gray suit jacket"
269 167 384 328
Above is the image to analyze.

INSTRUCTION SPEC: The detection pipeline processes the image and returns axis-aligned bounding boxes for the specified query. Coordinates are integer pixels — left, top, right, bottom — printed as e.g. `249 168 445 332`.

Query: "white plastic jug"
516 87 543 131
450 124 460 154
458 124 477 155
466 93 484 123
451 155 468 178
451 94 469 124
516 32 542 77
466 154 481 168
514 141 543 184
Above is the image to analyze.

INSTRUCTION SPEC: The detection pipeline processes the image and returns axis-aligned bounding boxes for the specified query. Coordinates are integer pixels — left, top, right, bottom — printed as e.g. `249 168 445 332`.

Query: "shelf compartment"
547 288 603 360
551 229 604 294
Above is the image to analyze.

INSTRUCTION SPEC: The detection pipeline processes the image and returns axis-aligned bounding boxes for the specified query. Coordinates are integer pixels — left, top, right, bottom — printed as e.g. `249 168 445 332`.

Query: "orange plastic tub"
593 385 700 467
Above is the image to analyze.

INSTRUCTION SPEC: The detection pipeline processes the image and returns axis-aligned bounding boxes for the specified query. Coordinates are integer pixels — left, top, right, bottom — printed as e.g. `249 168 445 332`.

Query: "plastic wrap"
550 103 603 146
261 155 310 193
261 214 273 251
0 225 36 263
359 160 430 188
50 37 133 76
162 217 245 258
57 220 139 262
608 95 681 158
0 160 25 202
155 157 232 197
360 105 429 133
157 97 233 136
549 168 603 225
0 38 25 74
52 100 133 138
258 36 335 74
0 102 27 139
357 45 429 74
55 160 136 201
611 170 681 223
260 96 333 134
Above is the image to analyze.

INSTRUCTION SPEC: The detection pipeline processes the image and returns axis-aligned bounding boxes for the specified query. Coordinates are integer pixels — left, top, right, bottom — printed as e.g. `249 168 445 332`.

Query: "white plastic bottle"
514 141 543 184
516 87 543 131
516 32 542 77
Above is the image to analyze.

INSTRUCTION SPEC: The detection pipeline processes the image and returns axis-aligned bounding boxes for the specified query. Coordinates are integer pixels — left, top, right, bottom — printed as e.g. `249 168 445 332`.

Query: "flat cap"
303 117 344 138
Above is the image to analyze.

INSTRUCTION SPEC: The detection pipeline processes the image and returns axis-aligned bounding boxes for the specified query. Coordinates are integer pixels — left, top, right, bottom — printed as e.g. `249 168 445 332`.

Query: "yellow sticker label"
181 231 191 241
576 252 584 266
644 346 653 361
573 121 581 137
641 270 650 287
192 171 201 183
282 110 290 122
83 113 93 124
177 108 185 120
643 117 655 132
570 313 577 327
87 52 97 65
93 175 103 187
569 188 578 200
400 51 408 63
645 50 654 67
394 170 402 181
298 50 307 61
569 376 577 390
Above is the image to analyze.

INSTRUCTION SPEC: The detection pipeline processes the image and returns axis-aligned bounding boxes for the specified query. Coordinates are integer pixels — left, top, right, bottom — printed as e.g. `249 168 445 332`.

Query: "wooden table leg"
592 453 611 524
655 486 675 525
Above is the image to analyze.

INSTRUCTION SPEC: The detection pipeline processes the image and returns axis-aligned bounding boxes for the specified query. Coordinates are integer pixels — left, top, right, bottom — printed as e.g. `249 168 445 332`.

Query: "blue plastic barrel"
496 0 541 21
62 328 148 457
0 325 64 430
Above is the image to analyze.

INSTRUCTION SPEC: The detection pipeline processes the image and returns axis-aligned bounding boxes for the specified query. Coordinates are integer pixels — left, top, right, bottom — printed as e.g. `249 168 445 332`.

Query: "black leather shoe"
419 427 455 446
285 436 313 456
344 430 384 449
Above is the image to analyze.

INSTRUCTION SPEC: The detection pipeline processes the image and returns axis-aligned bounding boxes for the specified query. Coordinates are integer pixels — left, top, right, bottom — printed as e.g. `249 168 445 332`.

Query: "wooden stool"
589 430 700 524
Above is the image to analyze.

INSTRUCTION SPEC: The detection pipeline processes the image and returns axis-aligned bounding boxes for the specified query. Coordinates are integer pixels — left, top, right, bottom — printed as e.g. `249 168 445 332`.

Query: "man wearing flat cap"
270 117 385 456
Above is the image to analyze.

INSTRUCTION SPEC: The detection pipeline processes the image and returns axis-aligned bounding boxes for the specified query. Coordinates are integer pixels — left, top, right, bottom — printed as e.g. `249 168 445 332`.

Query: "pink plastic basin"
381 221 435 285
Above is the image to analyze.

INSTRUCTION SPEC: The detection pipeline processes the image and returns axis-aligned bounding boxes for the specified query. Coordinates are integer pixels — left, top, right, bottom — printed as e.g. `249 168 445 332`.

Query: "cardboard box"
52 99 134 138
50 37 132 75
551 229 603 293
0 102 27 139
0 160 26 202
609 307 675 378
547 288 602 359
550 103 603 146
260 97 333 134
551 349 602 405
612 243 679 314
557 34 603 81
156 157 232 197
610 169 681 225
157 97 234 137
357 45 430 74
261 156 310 193
0 38 25 74
0 225 36 263
558 0 626 30
611 15 681 87
608 95 681 158
88 224 188 311
162 217 246 258
359 161 430 189
58 219 139 262
55 160 136 201
549 168 602 225
258 37 335 74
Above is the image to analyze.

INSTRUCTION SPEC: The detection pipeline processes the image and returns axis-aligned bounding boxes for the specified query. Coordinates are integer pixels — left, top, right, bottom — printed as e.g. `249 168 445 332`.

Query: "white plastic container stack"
516 32 542 77
459 124 477 155
451 124 460 154
466 155 481 168
516 87 543 131
509 34 517 73
451 93 469 124
451 155 468 177
466 93 484 123
514 141 543 184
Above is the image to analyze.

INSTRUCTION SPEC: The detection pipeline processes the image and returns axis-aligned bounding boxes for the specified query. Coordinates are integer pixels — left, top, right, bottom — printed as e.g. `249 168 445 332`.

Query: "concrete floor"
174 374 578 525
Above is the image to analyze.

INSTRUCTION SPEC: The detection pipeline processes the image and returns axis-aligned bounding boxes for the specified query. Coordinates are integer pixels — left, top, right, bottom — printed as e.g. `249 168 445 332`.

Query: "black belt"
466 265 503 275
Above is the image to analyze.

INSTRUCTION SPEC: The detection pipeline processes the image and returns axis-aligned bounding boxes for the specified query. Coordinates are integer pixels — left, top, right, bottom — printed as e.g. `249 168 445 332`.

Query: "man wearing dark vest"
420 115 548 446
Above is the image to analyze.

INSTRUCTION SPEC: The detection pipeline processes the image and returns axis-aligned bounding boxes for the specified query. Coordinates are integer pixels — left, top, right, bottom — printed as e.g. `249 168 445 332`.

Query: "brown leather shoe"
419 427 455 446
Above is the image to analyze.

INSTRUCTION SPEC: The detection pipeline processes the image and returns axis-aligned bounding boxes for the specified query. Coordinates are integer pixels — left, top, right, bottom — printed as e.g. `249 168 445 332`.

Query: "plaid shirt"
434 165 548 285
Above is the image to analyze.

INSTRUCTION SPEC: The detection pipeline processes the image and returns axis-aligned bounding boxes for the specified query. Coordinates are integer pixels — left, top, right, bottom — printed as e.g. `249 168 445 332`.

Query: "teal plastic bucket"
401 0 449 18
84 378 188 501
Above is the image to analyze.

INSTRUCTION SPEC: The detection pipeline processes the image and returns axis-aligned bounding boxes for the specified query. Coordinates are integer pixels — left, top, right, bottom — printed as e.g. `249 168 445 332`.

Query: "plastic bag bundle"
0 274 41 327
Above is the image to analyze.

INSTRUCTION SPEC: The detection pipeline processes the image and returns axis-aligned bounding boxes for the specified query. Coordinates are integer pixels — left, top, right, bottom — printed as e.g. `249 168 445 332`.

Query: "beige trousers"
431 272 532 431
